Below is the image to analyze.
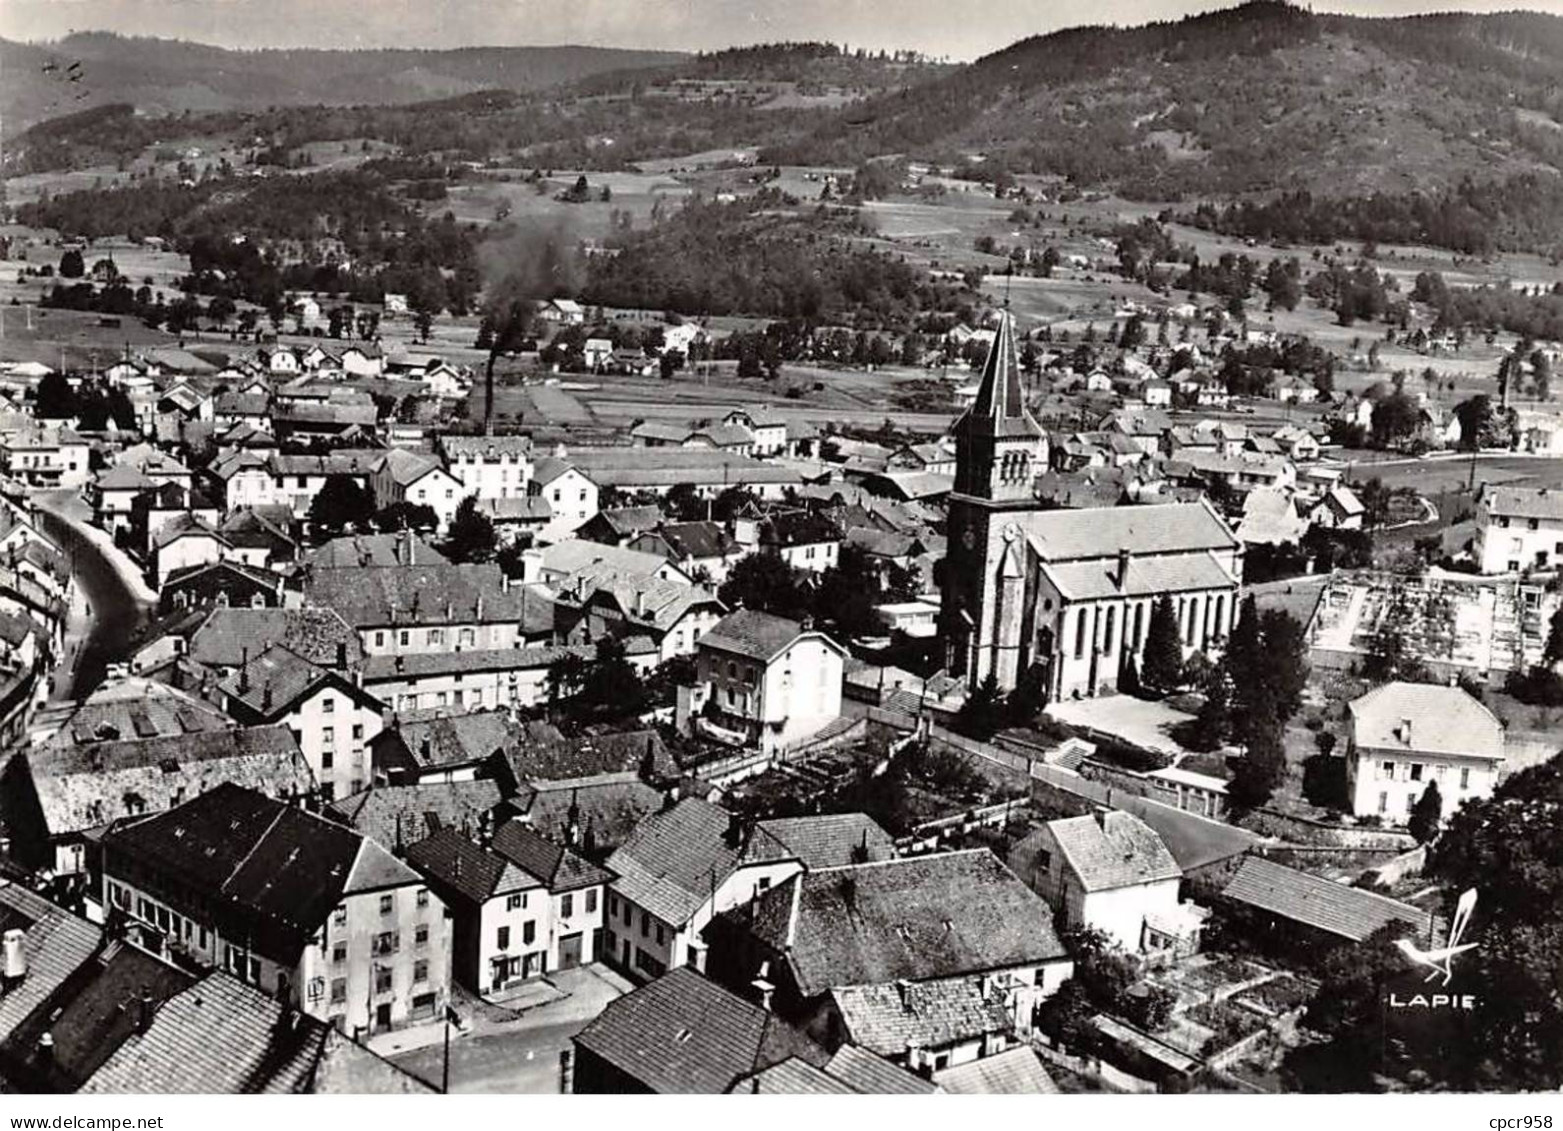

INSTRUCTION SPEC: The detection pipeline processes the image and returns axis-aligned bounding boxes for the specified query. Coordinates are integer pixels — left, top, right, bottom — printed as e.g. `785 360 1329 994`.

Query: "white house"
372 449 466 531
1346 681 1505 823
406 823 610 993
439 435 534 501
1475 485 1563 574
1010 810 1202 956
604 797 805 981
528 457 600 542
677 608 845 756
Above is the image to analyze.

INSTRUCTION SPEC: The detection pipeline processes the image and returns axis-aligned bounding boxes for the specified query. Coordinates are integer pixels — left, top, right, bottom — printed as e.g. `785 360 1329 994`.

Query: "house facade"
1475 485 1563 574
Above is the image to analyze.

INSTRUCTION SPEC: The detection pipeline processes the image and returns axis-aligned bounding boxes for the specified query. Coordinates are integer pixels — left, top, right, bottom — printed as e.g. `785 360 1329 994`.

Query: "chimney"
395 655 405 673
2 928 26 985
1400 718 1413 745
262 685 273 713
1116 547 1132 587
634 590 646 617
750 975 775 1012
238 648 250 694
420 736 432 761
135 988 155 1035
335 642 347 670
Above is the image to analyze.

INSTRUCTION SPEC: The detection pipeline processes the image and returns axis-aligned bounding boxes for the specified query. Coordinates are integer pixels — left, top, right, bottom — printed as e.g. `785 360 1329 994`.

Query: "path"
31 490 154 700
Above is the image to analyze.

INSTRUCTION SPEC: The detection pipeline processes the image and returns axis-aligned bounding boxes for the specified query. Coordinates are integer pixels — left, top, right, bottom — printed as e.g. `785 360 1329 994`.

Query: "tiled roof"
933 1046 1058 1094
654 521 734 561
103 784 420 956
756 813 895 870
564 447 801 489
1037 549 1237 601
379 447 446 487
404 827 537 905
0 883 103 1043
187 608 363 670
492 821 613 892
328 779 506 854
823 1045 938 1094
44 675 231 749
573 967 827 1094
302 563 529 629
746 851 1069 999
81 971 328 1093
302 532 447 569
1349 681 1504 762
1482 485 1563 521
759 510 841 549
700 608 831 664
441 435 533 460
477 496 551 521
308 1028 437 1093
606 798 794 926
1023 500 1238 562
540 539 684 584
515 777 663 855
378 710 518 771
216 645 366 718
361 642 591 682
96 464 157 491
829 978 1012 1058
1222 856 1433 943
152 512 227 551
742 1056 856 1094
268 450 384 477
591 506 666 538
1043 811 1182 892
571 577 723 634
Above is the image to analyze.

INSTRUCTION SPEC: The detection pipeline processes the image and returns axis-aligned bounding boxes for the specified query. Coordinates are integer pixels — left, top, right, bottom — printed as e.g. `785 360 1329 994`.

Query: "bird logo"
1395 888 1478 987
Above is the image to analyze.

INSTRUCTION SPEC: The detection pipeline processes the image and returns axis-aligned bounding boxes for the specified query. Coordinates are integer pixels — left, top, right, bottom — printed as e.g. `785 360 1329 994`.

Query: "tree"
306 475 374 536
34 371 79 419
373 502 438 533
1035 978 1095 1049
952 675 1004 741
1227 712 1286 811
717 553 808 621
1371 391 1422 449
1408 781 1443 845
1140 594 1184 693
58 249 84 279
444 495 497 563
1544 605 1563 668
578 636 648 720
1184 663 1233 752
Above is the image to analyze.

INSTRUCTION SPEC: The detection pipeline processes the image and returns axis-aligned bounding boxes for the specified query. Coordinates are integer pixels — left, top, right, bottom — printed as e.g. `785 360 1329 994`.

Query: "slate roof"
80 971 329 1093
1024 500 1239 562
756 813 895 870
933 1046 1058 1094
589 506 666 540
605 798 795 927
328 779 506 855
741 1056 856 1094
0 883 103 1044
829 978 1012 1058
570 576 723 634
96 464 157 491
441 435 533 460
404 827 537 905
308 1028 437 1094
492 821 613 892
477 496 552 522
953 312 1043 441
302 563 529 629
44 676 233 750
1349 681 1504 761
302 532 447 569
1044 811 1182 892
268 450 385 477
573 967 828 1094
563 447 800 489
152 512 228 551
745 850 1069 999
1221 856 1433 943
102 784 420 959
378 447 446 487
186 608 363 670
649 521 734 562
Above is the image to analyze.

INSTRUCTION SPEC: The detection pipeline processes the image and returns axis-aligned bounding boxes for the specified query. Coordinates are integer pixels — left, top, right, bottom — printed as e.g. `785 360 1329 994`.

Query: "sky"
3 0 1561 59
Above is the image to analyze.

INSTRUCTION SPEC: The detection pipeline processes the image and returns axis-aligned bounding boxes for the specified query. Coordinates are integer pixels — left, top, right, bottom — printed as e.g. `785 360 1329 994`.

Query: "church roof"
954 312 1041 441
1022 499 1238 562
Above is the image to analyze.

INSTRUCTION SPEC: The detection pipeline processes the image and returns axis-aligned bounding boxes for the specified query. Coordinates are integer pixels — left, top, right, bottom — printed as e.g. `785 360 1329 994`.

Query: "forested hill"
765 2 1563 199
0 33 685 132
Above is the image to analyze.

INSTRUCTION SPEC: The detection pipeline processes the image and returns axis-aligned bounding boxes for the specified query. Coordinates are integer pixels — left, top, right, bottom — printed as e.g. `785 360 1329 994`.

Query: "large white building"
1345 681 1505 823
1475 485 1563 574
439 435 534 501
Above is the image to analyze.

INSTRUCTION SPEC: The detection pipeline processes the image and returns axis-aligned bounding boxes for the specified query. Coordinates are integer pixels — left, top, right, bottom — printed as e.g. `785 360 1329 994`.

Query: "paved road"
32 495 152 699
390 1017 583 1094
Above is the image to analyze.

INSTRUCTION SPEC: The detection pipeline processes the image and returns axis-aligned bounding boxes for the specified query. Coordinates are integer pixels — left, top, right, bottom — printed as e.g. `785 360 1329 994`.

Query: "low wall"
1247 807 1416 850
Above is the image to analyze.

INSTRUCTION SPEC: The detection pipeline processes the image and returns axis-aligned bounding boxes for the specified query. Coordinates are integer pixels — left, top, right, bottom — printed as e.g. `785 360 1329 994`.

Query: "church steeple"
952 311 1043 501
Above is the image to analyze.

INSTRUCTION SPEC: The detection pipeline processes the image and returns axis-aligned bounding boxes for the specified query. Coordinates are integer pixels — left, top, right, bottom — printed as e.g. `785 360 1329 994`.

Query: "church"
940 313 1244 701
